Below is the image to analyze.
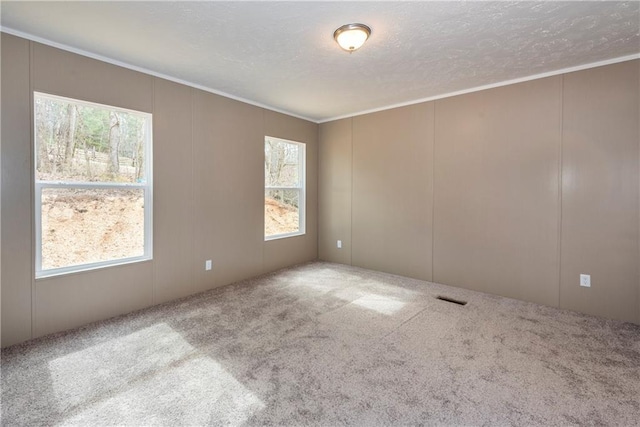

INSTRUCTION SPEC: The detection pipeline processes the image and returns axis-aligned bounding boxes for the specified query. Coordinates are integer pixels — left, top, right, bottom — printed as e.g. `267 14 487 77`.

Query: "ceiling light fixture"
333 23 371 53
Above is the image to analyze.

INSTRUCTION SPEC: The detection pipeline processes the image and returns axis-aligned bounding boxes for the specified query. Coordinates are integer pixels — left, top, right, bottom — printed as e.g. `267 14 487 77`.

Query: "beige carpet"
2 262 639 426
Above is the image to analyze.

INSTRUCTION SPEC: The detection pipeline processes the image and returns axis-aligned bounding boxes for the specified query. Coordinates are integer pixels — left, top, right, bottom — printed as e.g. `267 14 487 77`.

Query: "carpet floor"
2 262 639 426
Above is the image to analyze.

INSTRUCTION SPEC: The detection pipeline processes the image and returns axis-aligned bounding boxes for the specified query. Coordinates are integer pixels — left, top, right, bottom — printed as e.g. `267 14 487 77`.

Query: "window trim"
34 92 153 279
264 136 306 241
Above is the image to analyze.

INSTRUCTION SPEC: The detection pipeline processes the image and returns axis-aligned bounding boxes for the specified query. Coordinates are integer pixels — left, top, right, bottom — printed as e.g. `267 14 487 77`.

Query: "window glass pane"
41 188 144 270
265 189 300 237
265 138 299 187
35 95 148 183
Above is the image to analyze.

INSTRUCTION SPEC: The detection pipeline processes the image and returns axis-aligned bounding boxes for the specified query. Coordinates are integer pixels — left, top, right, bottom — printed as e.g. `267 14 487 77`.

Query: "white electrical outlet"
337 240 342 249
205 260 212 271
580 274 590 288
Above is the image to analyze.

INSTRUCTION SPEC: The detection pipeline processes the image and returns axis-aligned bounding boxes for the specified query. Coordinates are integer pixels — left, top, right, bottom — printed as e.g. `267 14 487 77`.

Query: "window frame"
264 136 306 241
34 92 153 279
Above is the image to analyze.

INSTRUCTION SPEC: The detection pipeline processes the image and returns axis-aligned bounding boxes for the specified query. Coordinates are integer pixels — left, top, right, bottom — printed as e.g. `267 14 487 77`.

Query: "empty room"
1 1 639 425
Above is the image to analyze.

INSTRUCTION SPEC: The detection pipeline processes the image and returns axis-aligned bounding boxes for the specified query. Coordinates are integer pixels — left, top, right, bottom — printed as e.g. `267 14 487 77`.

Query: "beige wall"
434 77 561 307
1 33 318 347
319 60 640 324
352 104 434 281
560 61 639 322
318 119 352 265
152 78 194 304
1 34 32 345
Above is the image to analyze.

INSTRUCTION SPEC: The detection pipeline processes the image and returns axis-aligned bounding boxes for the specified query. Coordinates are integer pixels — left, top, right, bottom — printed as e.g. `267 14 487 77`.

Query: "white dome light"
333 23 371 52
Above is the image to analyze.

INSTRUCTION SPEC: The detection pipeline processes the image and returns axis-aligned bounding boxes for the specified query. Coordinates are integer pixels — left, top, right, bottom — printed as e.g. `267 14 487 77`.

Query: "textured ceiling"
1 1 639 122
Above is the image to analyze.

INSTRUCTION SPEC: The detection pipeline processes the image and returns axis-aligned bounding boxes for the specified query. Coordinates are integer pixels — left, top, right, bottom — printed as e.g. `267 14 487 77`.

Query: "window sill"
265 231 306 242
36 255 152 280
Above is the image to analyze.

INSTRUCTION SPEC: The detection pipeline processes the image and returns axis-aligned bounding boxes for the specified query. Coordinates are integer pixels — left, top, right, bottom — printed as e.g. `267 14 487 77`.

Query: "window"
34 92 152 278
265 136 305 240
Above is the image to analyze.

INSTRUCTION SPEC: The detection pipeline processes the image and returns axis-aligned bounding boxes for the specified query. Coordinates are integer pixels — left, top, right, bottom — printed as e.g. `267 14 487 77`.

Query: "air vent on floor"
436 296 468 306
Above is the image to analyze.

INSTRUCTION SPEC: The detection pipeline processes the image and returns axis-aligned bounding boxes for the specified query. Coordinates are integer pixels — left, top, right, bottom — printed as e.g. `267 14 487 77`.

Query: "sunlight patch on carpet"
351 294 406 315
48 323 263 425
